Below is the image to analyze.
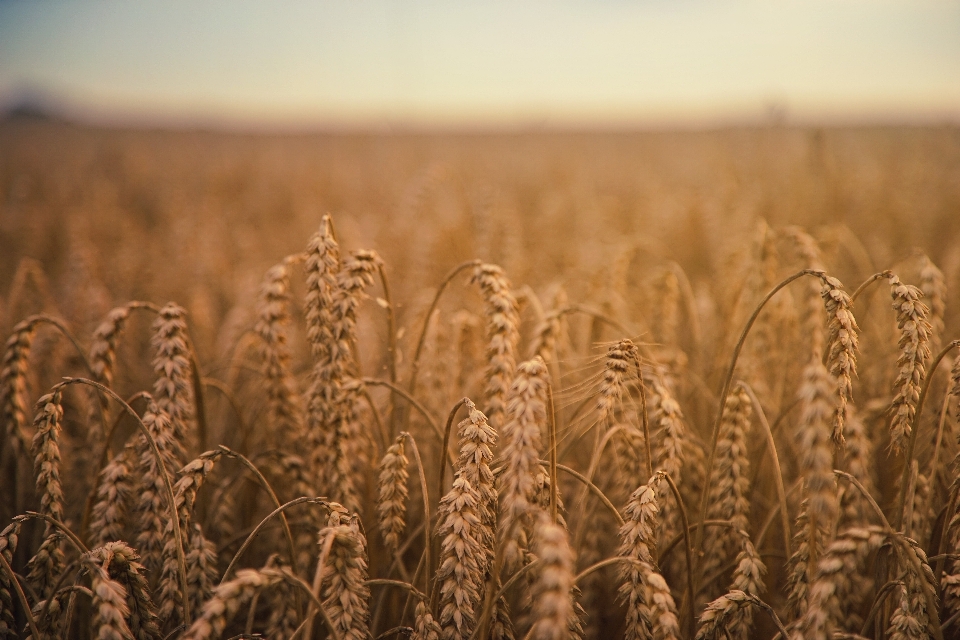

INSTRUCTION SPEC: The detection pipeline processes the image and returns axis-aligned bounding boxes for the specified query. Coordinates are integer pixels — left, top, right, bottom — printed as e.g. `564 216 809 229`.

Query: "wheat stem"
407 260 482 412
0 541 41 639
738 381 792 563
694 269 824 579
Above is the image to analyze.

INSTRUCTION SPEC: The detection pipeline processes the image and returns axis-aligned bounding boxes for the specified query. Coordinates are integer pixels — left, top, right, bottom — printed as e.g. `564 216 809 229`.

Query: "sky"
1 0 959 129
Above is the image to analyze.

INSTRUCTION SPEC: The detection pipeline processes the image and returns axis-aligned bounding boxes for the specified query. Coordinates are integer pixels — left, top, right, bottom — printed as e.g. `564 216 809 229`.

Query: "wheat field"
2 119 960 639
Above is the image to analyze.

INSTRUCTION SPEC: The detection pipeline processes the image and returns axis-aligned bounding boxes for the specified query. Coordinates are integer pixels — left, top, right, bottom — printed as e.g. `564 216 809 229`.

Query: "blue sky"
1 0 958 128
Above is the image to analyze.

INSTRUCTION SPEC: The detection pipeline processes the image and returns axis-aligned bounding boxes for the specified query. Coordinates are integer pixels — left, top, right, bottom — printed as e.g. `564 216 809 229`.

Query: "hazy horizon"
2 1 959 130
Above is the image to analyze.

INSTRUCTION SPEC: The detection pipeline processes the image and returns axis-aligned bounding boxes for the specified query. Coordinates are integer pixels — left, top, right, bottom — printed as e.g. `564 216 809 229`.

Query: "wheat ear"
414 598 442 640
0 318 39 456
499 357 549 572
318 508 371 640
26 391 65 599
529 511 577 640
471 263 520 429
618 475 681 640
819 274 859 444
919 255 946 352
255 260 304 444
151 302 193 462
436 473 485 640
157 450 222 624
0 523 21 638
133 400 182 578
94 541 161 640
888 274 932 454
181 567 287 640
700 386 752 599
89 441 136 547
377 433 410 553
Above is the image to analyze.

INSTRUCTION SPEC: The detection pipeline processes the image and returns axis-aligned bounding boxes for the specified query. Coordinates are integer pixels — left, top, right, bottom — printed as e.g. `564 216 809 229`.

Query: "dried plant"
151 303 194 462
887 274 932 453
471 263 520 429
90 443 137 547
0 318 39 456
618 476 681 640
700 386 752 599
255 260 304 444
436 474 485 640
181 566 286 640
529 512 577 640
3 185 960 640
818 274 859 443
26 391 65 599
376 433 409 553
499 357 549 572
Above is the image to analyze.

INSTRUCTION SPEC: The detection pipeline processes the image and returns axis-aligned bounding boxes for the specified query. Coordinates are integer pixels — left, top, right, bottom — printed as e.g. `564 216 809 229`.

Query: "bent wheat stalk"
57 376 192 624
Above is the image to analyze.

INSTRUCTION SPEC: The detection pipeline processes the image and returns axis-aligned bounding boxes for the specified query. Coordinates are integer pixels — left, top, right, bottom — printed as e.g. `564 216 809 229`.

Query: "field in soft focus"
4 120 958 355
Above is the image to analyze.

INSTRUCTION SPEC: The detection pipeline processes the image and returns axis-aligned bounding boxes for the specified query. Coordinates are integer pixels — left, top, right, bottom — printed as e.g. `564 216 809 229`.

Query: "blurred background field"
4 118 959 360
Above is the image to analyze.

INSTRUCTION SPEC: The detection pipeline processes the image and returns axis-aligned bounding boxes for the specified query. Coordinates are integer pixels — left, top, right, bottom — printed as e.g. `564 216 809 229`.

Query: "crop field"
1 119 960 639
